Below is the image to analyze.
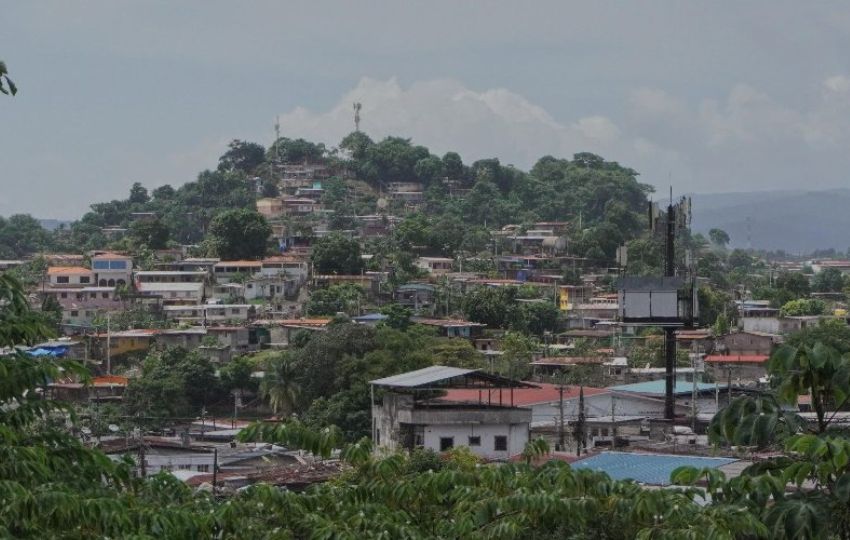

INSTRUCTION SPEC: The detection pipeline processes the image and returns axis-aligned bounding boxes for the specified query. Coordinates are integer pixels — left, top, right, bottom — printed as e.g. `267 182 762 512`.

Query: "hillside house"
371 366 536 460
90 252 133 287
394 283 436 313
715 331 780 356
411 317 485 338
415 257 454 276
136 282 205 306
704 354 769 385
48 266 94 288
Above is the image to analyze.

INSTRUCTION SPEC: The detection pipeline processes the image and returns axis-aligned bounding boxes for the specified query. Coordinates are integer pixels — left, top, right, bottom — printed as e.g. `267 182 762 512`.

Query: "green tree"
780 298 826 317
305 283 364 316
813 267 847 292
311 232 364 274
709 228 731 248
380 303 412 330
207 209 271 260
261 352 301 416
0 60 17 95
128 218 170 249
128 182 150 204
218 139 265 173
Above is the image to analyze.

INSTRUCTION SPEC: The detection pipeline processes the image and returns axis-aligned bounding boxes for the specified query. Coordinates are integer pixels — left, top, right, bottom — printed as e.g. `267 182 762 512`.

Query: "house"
715 331 780 356
213 260 263 283
261 256 309 282
370 366 536 460
415 257 454 276
281 197 322 216
41 285 125 328
394 283 436 313
134 270 207 284
608 379 722 418
90 329 158 359
0 260 24 272
704 354 769 384
256 197 284 219
810 260 850 275
136 282 205 306
48 266 94 288
162 304 254 324
410 317 485 338
255 318 333 344
156 258 219 274
90 252 133 287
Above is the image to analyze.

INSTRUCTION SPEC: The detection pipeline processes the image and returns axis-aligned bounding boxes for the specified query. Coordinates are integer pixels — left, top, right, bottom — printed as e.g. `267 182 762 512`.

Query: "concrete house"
90 252 133 287
415 257 454 276
371 366 535 460
48 266 95 287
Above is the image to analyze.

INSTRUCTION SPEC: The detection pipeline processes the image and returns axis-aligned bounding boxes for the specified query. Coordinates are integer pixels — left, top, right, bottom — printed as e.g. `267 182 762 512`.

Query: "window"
494 436 507 452
56 276 69 284
231 308 241 315
80 276 90 284
70 310 78 317
468 436 481 447
102 293 109 299
601 428 609 437
196 464 209 472
90 293 97 299
92 261 109 270
439 437 454 451
60 292 68 298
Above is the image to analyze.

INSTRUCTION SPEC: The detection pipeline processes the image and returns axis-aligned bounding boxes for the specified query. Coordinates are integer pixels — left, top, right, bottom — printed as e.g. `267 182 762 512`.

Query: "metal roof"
370 365 536 390
371 366 475 388
572 451 738 486
608 379 716 396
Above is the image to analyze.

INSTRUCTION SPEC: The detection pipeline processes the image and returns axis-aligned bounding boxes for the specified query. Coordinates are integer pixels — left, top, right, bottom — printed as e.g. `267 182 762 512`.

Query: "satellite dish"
376 197 388 210
108 424 120 433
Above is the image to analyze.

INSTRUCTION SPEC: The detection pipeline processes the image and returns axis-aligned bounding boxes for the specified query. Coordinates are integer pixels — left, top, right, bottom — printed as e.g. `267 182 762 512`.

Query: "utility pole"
573 386 586 456
106 312 111 376
664 202 676 421
557 383 565 451
212 447 218 496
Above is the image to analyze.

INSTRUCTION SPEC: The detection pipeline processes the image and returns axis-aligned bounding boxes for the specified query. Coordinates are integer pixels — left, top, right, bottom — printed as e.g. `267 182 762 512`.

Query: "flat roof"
608 379 716 396
138 282 204 292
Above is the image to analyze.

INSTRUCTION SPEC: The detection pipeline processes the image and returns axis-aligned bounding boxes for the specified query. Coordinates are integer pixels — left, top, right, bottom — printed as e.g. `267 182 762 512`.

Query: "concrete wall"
421 423 527 460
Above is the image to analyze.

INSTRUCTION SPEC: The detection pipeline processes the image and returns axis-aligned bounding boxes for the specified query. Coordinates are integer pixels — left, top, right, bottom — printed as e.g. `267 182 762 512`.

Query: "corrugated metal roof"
572 451 737 486
370 365 476 388
608 379 716 396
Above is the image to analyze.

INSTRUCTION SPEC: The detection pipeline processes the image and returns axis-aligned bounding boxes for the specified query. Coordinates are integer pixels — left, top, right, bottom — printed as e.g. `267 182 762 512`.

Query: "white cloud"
276 77 625 169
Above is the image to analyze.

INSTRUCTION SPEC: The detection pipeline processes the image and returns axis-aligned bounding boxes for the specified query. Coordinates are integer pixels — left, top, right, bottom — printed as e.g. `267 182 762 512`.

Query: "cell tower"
273 116 280 163
353 102 362 132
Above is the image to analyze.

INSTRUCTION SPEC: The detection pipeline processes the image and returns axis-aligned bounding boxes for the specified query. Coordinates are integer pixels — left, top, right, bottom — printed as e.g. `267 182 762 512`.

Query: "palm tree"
261 352 300 416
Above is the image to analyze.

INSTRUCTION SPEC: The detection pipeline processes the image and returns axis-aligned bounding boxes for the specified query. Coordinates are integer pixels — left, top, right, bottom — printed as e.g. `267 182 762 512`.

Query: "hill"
690 189 850 254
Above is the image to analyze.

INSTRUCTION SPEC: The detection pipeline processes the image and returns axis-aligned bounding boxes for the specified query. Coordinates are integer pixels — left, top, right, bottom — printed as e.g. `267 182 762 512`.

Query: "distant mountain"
689 189 850 254
38 219 72 231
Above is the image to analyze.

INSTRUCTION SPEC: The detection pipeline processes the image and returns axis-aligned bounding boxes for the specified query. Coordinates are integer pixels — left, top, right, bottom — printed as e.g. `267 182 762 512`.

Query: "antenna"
274 116 280 164
353 102 362 132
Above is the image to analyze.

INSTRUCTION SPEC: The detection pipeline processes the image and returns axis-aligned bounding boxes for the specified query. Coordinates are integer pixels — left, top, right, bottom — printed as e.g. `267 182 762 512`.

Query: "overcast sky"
3 1 850 219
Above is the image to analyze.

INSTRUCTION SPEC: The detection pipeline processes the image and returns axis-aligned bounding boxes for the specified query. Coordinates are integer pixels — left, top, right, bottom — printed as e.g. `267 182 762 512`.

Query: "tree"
339 131 374 161
813 267 846 292
520 302 560 335
0 214 51 258
380 303 412 330
311 233 364 275
780 298 826 317
709 228 731 248
267 137 325 163
0 60 16 95
261 352 300 416
128 182 150 204
218 139 265 173
128 218 170 249
207 209 271 260
461 286 522 329
305 284 364 316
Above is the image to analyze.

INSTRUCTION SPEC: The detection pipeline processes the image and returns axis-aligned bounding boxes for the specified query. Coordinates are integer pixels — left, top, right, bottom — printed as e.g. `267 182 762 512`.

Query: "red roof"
439 382 607 407
704 355 769 364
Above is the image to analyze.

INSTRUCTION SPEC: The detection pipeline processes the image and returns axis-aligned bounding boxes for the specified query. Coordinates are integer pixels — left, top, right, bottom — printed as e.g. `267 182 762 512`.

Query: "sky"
3 1 850 219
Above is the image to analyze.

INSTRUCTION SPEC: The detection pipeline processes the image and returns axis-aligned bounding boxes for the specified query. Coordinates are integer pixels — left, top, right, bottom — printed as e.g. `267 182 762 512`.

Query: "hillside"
690 189 850 253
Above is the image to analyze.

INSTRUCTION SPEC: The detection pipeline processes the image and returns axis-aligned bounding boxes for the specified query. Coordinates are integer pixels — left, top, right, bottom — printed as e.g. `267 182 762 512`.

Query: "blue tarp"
26 346 69 358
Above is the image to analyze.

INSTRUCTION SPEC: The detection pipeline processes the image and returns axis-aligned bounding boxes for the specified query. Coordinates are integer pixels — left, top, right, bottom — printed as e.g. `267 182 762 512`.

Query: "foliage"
0 214 52 258
709 228 731 248
0 59 16 95
206 208 271 260
260 351 300 416
127 217 170 249
305 283 364 316
311 232 365 275
813 267 847 292
780 298 826 317
380 302 412 330
218 139 265 173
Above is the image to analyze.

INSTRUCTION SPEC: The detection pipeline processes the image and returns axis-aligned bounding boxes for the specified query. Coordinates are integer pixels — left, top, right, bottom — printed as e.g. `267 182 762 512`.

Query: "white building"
370 366 534 460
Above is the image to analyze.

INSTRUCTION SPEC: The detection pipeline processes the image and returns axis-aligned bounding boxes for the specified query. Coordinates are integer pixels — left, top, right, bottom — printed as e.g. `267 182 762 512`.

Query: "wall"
421 423 527 460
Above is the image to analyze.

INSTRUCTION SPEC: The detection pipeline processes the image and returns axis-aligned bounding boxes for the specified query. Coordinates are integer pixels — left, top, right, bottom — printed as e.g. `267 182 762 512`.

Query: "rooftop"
47 266 92 275
370 365 537 390
608 379 716 396
440 382 606 406
704 354 769 364
572 451 738 486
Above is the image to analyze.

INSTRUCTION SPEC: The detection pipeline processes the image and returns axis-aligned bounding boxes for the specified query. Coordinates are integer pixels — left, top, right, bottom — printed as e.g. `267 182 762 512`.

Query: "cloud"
276 77 627 169
274 75 850 195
